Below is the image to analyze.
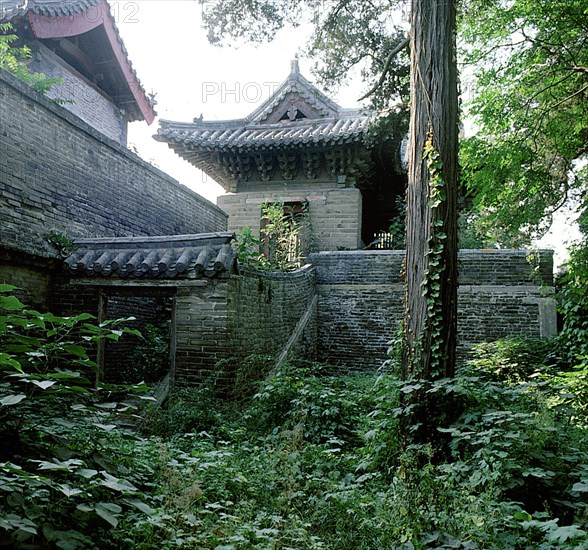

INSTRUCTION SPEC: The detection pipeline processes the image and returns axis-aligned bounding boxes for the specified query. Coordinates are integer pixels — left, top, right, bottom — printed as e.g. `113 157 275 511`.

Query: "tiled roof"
155 59 373 154
64 233 236 279
1 0 101 19
1 0 155 123
247 60 341 123
157 113 373 153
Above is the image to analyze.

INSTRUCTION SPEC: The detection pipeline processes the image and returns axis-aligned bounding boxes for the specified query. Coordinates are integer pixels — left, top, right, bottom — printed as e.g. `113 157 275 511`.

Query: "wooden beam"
57 38 97 78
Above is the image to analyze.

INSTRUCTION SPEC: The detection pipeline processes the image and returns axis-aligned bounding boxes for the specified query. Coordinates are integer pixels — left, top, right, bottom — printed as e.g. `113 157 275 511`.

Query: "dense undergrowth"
1 257 588 549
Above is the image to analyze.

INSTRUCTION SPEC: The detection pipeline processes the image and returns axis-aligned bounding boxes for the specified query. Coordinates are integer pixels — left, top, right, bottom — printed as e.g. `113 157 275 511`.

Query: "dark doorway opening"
100 290 175 385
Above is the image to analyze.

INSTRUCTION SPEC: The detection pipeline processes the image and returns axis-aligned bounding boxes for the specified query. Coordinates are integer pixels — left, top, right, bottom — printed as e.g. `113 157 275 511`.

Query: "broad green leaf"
546 525 586 543
571 482 588 493
64 345 87 358
0 284 18 293
37 459 83 471
98 472 138 494
127 499 156 515
31 380 57 390
57 484 83 497
0 394 26 406
77 469 98 479
94 502 122 528
94 424 117 432
76 503 94 513
0 295 26 311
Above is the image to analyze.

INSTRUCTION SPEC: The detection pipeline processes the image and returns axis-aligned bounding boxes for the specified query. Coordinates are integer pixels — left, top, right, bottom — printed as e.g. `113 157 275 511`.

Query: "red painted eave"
28 0 155 124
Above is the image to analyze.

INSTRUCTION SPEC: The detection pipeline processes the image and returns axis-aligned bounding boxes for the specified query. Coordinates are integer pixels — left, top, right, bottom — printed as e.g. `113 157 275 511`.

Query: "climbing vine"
421 138 448 378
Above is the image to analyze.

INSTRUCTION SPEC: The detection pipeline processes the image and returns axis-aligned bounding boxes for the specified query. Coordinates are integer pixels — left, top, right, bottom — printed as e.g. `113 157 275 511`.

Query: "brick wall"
218 186 362 251
0 249 56 308
174 280 231 385
227 265 317 360
29 43 128 144
0 69 228 303
309 250 556 370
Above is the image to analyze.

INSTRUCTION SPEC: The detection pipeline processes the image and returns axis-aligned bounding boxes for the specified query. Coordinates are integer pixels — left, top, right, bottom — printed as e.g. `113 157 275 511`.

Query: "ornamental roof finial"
290 57 300 75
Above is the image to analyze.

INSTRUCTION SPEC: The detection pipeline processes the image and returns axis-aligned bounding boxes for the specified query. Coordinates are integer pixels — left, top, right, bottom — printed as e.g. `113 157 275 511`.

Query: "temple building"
156 60 406 251
1 0 155 144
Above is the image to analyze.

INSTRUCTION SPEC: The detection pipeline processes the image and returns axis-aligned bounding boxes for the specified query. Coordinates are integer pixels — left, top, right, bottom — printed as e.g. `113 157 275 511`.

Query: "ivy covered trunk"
402 0 459 444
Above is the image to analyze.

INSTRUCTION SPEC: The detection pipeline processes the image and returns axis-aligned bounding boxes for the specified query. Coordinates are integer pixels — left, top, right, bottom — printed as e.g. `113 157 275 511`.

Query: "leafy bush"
557 240 588 366
124 321 171 384
4 280 588 548
0 285 156 549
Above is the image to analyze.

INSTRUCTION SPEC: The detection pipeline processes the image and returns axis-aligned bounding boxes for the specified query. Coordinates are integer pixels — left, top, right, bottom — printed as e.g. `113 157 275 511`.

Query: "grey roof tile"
64 233 237 279
1 0 155 121
155 59 374 154
1 0 101 20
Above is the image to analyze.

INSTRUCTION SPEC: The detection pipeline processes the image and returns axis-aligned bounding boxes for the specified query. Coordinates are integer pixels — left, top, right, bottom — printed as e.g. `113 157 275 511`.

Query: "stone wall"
0 69 228 302
227 265 317 361
218 186 362 251
309 249 556 370
174 280 231 385
29 43 128 144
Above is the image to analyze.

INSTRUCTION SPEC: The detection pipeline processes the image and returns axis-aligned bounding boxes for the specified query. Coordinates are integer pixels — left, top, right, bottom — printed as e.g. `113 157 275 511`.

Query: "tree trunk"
403 0 459 443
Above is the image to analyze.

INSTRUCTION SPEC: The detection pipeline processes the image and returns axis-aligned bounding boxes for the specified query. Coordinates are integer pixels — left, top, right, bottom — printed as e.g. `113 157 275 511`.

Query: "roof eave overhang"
28 0 155 124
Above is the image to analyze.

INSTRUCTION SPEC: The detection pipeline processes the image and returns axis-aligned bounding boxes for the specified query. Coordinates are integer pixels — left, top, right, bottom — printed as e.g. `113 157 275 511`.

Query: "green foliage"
235 201 310 272
233 226 269 271
557 241 588 365
124 322 171 384
4 284 588 547
0 285 155 549
44 231 76 257
459 0 588 244
0 22 61 94
261 200 308 271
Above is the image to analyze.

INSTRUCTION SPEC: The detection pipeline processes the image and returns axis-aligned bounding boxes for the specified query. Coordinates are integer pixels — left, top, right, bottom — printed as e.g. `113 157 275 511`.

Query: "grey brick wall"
174 280 231 385
218 186 362 251
309 250 556 370
227 266 317 360
0 68 228 267
29 43 128 145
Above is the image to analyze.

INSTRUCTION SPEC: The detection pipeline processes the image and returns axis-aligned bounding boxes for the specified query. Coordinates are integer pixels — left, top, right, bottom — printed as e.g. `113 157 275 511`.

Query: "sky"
114 0 579 266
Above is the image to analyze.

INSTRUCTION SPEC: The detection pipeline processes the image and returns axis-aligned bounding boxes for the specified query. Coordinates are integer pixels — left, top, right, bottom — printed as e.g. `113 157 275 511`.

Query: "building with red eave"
1 0 155 144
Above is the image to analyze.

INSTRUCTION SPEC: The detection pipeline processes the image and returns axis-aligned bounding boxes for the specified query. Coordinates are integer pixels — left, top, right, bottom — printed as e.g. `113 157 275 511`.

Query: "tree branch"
358 36 409 101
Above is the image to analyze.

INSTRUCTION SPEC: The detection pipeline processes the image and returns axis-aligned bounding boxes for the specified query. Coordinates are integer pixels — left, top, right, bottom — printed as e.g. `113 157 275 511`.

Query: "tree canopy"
459 0 588 246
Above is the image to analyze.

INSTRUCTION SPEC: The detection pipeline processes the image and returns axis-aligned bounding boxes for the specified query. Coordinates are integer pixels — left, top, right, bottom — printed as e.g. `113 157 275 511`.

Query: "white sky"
114 0 579 267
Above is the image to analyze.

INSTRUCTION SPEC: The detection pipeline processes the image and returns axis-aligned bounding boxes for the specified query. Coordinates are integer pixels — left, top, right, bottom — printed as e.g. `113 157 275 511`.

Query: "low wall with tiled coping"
309 249 556 370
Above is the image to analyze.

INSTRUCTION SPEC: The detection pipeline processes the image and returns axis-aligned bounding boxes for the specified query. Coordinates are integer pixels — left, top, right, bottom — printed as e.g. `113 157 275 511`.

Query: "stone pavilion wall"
218 185 362 251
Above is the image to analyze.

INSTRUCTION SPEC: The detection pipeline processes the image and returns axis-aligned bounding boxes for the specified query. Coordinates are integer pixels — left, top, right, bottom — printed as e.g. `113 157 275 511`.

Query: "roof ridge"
246 63 341 124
